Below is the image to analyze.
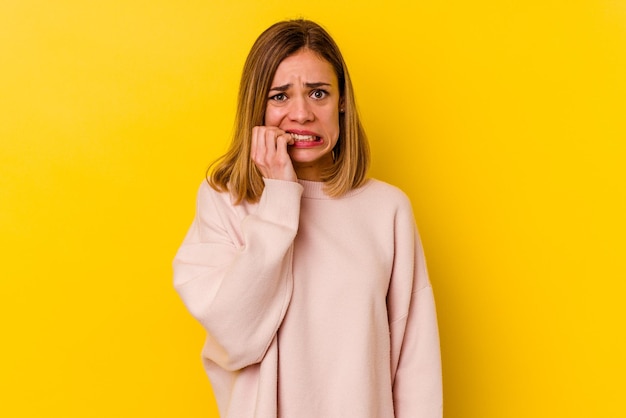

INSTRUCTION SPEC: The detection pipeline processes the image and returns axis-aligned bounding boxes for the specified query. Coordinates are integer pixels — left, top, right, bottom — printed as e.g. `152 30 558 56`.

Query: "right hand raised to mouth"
251 126 297 182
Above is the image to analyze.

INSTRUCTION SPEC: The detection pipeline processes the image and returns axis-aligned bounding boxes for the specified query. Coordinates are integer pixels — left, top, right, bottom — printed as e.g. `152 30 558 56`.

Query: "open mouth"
289 132 322 143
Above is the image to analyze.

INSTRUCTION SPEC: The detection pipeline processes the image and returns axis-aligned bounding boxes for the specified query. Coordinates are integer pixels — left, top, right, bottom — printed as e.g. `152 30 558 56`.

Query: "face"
264 49 342 181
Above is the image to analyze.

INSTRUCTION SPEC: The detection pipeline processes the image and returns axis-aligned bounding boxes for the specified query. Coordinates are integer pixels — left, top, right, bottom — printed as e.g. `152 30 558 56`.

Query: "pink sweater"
174 178 442 417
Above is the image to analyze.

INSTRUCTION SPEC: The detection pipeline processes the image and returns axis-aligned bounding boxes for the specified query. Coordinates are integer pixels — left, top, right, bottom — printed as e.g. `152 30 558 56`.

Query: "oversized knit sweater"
173 178 442 418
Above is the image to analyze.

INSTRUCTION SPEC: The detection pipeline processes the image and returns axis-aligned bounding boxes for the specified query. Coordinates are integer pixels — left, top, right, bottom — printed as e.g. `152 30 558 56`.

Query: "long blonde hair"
208 19 370 203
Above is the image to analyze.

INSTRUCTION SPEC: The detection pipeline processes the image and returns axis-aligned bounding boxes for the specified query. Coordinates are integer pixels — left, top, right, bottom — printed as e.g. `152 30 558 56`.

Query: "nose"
287 96 314 123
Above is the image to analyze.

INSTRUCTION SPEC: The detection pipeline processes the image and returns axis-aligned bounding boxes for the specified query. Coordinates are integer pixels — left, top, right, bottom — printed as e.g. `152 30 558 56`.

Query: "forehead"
272 49 337 84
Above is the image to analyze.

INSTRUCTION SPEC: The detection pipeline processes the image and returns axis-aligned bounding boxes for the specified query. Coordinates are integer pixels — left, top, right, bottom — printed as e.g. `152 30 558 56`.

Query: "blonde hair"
208 19 370 203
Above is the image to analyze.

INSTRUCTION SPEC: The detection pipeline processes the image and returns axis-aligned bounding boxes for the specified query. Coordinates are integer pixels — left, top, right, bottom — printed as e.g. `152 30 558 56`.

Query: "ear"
339 97 345 113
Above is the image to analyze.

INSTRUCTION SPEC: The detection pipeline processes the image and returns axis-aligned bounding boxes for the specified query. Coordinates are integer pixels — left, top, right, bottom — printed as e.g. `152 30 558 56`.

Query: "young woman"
174 19 442 417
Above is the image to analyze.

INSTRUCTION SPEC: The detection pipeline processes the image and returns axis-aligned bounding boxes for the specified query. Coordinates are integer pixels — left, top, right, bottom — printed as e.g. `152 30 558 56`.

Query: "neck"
293 155 334 181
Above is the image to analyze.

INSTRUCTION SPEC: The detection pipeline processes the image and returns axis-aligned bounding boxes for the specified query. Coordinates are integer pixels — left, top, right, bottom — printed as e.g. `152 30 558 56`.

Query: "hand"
250 126 297 182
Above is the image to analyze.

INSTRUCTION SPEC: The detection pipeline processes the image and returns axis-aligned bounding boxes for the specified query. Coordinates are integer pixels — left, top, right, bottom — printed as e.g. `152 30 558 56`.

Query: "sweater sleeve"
173 179 303 372
388 198 443 417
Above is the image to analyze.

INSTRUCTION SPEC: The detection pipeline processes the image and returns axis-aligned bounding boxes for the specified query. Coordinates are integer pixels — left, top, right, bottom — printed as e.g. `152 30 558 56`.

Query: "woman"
174 19 442 417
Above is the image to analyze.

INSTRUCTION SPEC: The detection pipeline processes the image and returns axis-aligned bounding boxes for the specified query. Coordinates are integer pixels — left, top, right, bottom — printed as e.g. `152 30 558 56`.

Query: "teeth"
290 133 317 141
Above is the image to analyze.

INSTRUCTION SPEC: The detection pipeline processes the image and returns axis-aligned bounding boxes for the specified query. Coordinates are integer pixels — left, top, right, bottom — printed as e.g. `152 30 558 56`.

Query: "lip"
285 129 320 136
290 137 325 148
285 129 323 148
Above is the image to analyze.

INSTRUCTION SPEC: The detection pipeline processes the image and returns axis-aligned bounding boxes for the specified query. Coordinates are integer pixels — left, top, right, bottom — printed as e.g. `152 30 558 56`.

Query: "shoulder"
197 180 228 205
358 178 413 209
195 180 243 219
194 180 258 236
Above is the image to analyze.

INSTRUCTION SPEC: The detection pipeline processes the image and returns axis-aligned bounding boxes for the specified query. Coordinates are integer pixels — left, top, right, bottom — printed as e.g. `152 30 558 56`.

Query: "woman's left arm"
388 199 443 417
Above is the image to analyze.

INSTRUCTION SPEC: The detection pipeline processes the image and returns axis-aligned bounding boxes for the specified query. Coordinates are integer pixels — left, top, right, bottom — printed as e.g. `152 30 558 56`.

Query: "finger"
250 126 259 162
267 131 291 163
275 133 293 158
251 127 293 179
255 127 269 165
278 132 295 146
261 129 276 163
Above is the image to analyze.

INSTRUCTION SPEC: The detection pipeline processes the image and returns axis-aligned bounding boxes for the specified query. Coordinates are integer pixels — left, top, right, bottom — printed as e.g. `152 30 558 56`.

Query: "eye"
269 93 287 102
310 89 328 100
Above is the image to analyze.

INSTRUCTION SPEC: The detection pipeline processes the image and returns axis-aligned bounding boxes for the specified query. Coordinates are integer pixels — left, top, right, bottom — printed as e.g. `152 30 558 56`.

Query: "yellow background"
1 0 624 416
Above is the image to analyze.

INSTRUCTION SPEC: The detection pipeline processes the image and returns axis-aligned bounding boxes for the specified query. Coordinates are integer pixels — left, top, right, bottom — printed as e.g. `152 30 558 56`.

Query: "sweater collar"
298 179 372 200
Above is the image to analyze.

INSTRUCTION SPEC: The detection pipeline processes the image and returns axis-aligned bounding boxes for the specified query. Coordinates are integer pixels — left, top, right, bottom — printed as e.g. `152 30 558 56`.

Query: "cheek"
327 111 341 138
264 106 282 126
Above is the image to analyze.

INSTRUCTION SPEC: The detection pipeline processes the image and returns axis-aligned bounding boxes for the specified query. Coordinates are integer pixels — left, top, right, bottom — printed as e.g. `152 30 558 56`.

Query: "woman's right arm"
173 179 303 372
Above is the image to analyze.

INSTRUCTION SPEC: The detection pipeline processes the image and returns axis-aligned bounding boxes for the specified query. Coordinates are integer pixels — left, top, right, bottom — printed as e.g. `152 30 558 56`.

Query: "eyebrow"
268 82 332 92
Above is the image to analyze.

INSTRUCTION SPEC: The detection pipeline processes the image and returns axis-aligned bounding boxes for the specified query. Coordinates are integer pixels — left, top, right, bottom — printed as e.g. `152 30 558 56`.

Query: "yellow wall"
1 0 624 416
